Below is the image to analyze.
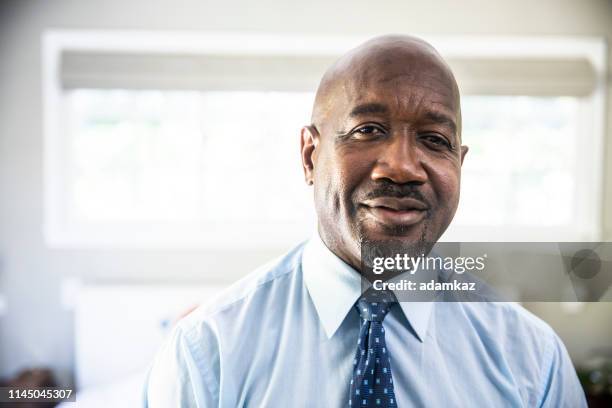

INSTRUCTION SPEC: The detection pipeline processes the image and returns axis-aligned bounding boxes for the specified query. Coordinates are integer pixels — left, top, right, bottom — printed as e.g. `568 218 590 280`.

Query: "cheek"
312 144 343 217
334 148 375 203
426 160 462 213
314 144 371 215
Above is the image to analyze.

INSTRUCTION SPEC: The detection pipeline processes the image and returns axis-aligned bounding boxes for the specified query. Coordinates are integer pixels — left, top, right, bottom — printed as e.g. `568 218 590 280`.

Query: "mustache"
359 181 430 207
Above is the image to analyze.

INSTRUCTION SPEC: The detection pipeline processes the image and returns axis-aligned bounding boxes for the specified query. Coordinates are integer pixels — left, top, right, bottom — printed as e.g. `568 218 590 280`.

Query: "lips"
361 197 429 226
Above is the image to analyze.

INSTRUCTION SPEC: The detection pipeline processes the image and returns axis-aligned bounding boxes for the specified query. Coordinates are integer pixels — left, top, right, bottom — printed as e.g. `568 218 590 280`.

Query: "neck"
316 223 362 273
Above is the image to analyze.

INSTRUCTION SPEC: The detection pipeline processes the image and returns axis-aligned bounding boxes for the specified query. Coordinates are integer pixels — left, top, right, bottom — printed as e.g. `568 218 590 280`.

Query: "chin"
361 220 428 242
357 220 437 258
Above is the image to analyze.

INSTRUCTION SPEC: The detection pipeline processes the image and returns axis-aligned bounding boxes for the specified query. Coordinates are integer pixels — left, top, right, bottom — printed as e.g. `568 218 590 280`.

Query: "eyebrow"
425 111 457 135
349 103 389 117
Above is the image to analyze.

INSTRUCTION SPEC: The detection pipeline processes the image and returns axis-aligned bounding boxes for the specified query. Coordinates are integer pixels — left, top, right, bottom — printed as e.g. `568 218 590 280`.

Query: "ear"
460 145 469 166
300 125 320 185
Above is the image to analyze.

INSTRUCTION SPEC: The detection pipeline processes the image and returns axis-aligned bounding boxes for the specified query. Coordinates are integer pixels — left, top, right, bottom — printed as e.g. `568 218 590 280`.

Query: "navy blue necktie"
349 291 397 407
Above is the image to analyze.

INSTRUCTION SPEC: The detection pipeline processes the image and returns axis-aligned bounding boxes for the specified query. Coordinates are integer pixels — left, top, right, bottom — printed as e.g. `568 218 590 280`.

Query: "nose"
371 134 427 185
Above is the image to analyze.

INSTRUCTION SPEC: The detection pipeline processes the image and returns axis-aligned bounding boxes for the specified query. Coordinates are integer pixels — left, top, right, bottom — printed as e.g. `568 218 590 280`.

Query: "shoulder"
171 240 308 361
457 301 559 358
145 242 308 407
452 302 585 406
181 240 306 331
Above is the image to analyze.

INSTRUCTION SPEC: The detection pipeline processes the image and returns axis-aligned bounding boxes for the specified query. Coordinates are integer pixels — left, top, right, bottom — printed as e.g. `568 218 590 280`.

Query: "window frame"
42 30 607 247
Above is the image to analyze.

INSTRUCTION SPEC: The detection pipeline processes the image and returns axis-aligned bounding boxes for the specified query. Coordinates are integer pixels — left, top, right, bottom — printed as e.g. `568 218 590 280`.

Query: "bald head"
300 34 468 270
311 35 461 138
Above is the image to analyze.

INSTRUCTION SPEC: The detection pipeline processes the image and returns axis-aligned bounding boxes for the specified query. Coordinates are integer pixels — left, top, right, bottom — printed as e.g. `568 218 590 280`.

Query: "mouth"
360 197 429 226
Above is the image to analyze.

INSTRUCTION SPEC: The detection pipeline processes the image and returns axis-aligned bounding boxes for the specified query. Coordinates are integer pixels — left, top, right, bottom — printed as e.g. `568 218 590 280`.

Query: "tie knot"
356 291 395 322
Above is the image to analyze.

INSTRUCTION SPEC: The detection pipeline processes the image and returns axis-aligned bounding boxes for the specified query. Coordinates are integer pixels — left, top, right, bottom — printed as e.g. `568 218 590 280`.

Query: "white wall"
1 0 611 387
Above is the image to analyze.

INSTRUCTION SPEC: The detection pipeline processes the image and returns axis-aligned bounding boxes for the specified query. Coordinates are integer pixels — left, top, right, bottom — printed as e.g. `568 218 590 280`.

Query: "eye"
420 133 452 150
351 124 387 139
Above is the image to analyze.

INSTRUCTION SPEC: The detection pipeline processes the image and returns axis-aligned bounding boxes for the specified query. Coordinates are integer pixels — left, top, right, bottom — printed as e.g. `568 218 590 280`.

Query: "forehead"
338 52 459 119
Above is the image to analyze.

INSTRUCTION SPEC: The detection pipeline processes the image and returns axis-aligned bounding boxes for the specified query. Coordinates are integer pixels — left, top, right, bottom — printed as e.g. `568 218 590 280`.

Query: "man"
145 35 586 407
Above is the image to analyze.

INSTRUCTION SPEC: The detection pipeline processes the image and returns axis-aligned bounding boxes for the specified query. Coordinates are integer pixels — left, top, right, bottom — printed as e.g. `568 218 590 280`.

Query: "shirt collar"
302 233 434 342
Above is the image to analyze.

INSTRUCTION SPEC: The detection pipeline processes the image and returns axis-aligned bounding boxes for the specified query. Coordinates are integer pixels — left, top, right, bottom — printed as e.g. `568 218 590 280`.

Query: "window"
43 32 607 247
54 89 316 247
447 95 591 240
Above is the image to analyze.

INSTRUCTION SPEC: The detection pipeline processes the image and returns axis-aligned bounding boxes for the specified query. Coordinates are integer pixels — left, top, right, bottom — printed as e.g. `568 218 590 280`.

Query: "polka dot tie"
349 291 397 407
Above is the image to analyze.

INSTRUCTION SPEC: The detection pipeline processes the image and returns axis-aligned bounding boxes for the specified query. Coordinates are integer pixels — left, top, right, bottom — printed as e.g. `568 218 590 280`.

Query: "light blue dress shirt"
145 235 586 407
